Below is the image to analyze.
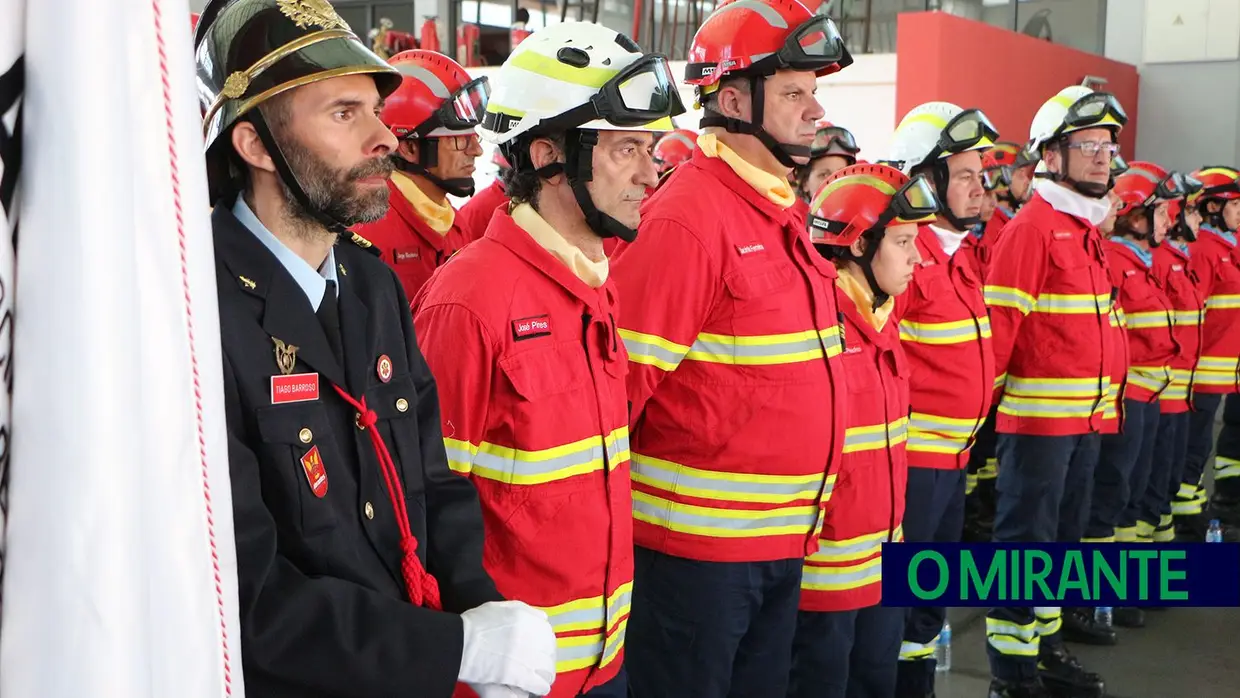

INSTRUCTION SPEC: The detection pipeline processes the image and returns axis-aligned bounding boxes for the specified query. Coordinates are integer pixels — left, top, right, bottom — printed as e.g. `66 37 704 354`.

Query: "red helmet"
190 12 200 32
653 130 698 173
807 163 940 248
1192 166 1240 202
381 50 490 138
1114 161 1192 216
686 0 852 88
987 142 1022 168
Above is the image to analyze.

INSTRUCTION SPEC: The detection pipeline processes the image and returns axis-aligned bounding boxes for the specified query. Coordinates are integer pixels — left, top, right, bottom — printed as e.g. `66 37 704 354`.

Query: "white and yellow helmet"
1028 85 1127 156
886 101 999 176
478 21 684 145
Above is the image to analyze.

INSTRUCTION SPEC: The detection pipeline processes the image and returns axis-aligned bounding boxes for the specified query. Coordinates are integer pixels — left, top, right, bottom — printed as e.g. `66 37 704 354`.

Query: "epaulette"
349 231 381 257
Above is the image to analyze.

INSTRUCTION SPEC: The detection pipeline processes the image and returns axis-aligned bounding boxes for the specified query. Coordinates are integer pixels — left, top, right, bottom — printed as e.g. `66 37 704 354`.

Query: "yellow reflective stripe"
1215 456 1240 480
806 526 902 563
1080 536 1115 543
509 48 619 88
1034 607 1062 635
485 102 527 118
1127 366 1172 393
802 554 884 591
1197 356 1238 371
994 372 1008 390
1206 294 1240 310
842 418 909 453
442 427 629 485
685 327 843 365
1173 309 1203 325
987 617 1039 656
1125 311 1172 329
1000 395 1106 419
618 328 690 372
907 412 981 454
631 454 829 504
536 582 632 674
633 490 820 538
1004 375 1108 398
978 458 998 478
1034 293 1111 314
985 285 1037 314
1161 381 1190 401
966 472 978 494
898 316 991 344
900 638 938 661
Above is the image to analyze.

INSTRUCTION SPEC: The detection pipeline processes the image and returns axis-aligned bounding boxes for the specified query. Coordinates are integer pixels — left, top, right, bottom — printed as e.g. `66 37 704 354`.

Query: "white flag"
0 1 245 696
0 0 22 617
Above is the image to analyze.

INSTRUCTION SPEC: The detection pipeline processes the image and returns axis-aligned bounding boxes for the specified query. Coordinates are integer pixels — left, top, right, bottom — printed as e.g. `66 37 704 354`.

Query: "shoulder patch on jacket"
349 232 381 257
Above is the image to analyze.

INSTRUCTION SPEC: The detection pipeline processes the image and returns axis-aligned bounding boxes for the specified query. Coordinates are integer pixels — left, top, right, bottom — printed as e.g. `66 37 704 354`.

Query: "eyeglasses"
442 134 480 152
1065 141 1120 158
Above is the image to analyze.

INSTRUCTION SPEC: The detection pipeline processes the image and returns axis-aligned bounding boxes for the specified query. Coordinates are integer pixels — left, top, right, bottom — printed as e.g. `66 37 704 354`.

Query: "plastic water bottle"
1094 606 1113 628
1207 519 1224 543
935 621 952 673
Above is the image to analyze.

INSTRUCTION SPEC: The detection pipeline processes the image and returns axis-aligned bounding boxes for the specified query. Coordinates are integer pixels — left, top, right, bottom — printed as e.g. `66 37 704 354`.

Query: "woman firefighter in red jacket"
789 163 941 698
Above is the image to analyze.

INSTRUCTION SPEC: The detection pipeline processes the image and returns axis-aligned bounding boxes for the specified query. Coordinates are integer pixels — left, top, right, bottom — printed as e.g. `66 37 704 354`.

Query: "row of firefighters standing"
193 0 1240 697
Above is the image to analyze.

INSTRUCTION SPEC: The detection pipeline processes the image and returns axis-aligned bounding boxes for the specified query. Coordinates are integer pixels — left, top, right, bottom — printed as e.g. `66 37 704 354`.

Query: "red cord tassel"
334 385 443 610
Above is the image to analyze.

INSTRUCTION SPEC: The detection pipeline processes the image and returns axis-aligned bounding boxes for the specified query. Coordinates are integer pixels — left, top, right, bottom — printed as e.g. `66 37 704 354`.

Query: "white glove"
458 600 557 696
468 684 530 698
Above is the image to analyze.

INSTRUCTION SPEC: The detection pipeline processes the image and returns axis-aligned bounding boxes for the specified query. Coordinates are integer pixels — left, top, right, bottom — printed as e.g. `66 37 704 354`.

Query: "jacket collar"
838 280 899 352
386 179 455 254
689 148 793 227
213 205 372 393
485 209 615 313
1034 179 1112 227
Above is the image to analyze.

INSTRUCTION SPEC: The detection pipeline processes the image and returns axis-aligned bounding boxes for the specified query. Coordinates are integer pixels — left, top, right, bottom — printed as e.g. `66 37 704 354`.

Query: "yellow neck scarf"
837 265 894 331
391 171 455 234
698 133 796 209
511 203 609 288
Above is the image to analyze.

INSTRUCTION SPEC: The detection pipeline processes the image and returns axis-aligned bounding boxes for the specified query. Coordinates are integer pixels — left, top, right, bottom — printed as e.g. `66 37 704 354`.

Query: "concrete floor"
935 605 1240 698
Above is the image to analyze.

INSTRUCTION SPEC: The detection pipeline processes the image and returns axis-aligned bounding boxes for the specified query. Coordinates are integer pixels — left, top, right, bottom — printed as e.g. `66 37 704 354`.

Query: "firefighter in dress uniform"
195 1 556 696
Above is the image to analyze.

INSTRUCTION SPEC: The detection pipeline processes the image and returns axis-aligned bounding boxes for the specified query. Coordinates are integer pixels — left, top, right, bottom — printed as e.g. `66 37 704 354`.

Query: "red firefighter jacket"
1154 242 1206 413
894 226 994 469
611 149 847 563
412 211 632 696
457 179 508 244
1101 305 1129 435
354 178 470 301
800 279 908 612
974 203 1015 280
984 191 1115 436
1188 226 1240 394
1106 239 1178 404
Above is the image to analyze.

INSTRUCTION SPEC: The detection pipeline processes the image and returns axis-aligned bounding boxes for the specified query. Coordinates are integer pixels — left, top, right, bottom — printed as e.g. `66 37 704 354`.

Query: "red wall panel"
895 11 1139 159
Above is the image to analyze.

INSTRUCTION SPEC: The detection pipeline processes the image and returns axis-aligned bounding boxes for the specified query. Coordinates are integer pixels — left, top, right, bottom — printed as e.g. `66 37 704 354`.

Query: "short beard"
275 133 394 238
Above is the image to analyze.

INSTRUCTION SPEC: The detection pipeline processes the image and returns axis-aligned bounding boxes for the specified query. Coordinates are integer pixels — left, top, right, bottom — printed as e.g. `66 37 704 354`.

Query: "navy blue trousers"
1086 399 1160 540
788 605 905 698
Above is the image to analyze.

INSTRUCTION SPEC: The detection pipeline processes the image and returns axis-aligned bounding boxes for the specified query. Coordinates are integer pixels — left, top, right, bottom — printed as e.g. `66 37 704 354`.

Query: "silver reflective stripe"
909 414 975 437
802 562 881 587
986 620 1039 643
548 605 604 631
844 429 889 449
620 335 688 366
601 621 627 665
985 287 1035 312
1000 398 1101 416
899 321 982 342
558 638 604 665
394 63 450 97
1034 295 1107 312
443 443 474 467
607 587 632 622
607 434 630 462
988 637 1039 655
810 536 881 559
631 456 823 500
689 335 822 359
633 497 817 531
472 441 607 478
710 0 789 28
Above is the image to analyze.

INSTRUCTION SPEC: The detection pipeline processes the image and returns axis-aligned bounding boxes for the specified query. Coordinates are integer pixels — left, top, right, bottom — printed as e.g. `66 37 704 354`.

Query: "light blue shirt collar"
1172 240 1191 258
1202 224 1238 248
1114 237 1153 268
233 197 338 311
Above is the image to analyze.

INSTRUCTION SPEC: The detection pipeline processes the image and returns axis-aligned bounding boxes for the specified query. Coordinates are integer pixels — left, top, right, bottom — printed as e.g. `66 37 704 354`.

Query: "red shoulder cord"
332 385 443 610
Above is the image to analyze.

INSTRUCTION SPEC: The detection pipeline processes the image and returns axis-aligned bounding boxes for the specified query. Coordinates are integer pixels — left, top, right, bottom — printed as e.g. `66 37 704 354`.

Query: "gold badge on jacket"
273 337 299 375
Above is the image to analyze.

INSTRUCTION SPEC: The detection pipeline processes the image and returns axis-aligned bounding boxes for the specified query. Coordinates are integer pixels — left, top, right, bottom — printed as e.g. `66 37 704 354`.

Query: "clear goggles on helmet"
570 54 686 128
982 168 1005 191
419 76 491 136
810 126 859 157
1064 91 1128 131
808 174 940 240
1183 175 1204 197
776 15 851 72
1146 170 1197 204
1110 154 1129 177
934 108 999 158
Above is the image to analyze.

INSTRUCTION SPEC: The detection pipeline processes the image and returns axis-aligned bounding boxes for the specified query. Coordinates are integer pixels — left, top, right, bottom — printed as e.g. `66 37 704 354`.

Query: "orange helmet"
382 50 490 139
807 163 940 249
689 0 851 168
653 130 698 173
